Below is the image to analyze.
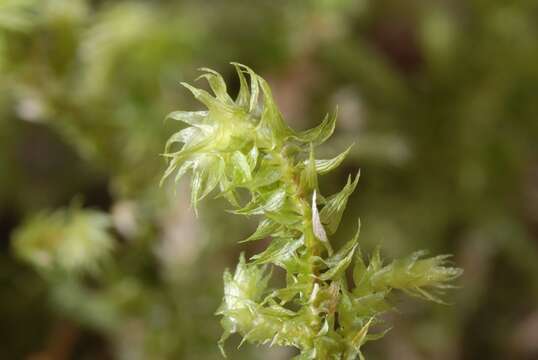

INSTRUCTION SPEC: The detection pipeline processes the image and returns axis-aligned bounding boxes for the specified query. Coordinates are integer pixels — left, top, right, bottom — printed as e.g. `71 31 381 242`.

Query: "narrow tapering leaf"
320 170 360 234
294 108 337 145
240 219 280 243
314 144 353 175
198 67 234 104
232 62 251 109
166 110 208 125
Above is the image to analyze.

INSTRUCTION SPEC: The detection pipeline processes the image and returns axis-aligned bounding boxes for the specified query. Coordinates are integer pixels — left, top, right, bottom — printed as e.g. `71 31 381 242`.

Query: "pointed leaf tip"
294 108 338 145
314 144 354 175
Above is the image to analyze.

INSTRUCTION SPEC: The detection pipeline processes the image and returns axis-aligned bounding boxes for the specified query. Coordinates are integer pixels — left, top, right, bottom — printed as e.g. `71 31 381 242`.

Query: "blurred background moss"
1 0 537 359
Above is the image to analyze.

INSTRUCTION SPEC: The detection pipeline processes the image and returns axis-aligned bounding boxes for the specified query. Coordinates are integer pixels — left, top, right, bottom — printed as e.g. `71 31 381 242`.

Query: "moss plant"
162 64 462 359
13 206 113 274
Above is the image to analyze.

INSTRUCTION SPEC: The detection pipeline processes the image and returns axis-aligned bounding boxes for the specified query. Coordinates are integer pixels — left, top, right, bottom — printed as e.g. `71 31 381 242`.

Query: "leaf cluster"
163 64 462 359
12 205 114 274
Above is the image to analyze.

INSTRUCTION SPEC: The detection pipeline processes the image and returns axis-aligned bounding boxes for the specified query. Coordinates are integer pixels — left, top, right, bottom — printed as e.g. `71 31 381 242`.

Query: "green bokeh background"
1 0 537 359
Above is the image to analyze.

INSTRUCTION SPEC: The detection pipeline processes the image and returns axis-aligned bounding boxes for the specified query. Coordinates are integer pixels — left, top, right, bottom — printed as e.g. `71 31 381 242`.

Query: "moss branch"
161 64 462 359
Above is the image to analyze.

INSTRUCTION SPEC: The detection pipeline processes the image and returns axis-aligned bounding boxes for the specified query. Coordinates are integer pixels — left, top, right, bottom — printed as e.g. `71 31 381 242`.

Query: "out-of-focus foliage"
164 66 460 358
1 0 537 359
13 205 113 273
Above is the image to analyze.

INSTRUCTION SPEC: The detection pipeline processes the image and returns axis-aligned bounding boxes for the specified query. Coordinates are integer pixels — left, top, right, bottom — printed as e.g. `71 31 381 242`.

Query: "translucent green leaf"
352 292 392 318
319 222 360 281
319 171 360 234
369 246 383 272
281 256 311 276
200 157 224 200
164 127 201 153
257 76 294 146
232 62 251 109
240 219 280 243
325 220 360 268
300 143 318 193
198 67 234 104
337 289 355 331
217 176 240 207
190 166 205 216
365 327 392 342
248 165 281 188
313 145 353 175
265 209 303 227
247 145 259 169
231 151 252 181
181 82 234 114
166 110 208 126
348 318 374 356
162 129 213 162
267 282 310 304
233 189 286 215
251 237 303 266
352 248 367 291
232 63 259 113
160 158 194 186
294 109 337 145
